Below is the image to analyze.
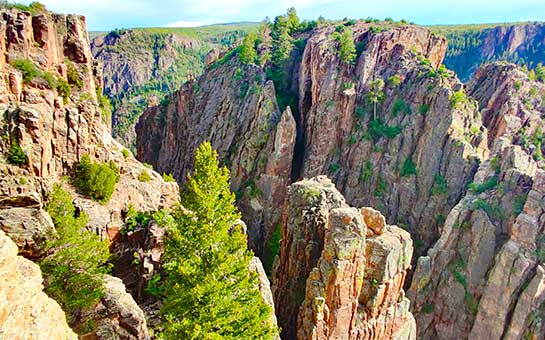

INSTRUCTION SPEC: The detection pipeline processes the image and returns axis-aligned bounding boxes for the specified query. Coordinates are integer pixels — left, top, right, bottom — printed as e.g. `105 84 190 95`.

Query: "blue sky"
18 0 545 31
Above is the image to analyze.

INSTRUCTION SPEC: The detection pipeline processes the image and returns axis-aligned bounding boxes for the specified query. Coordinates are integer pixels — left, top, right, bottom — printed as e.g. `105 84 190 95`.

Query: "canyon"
1 3 545 340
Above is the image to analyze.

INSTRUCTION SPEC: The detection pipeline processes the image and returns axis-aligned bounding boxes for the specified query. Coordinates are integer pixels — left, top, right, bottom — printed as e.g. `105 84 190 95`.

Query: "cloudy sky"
18 0 545 31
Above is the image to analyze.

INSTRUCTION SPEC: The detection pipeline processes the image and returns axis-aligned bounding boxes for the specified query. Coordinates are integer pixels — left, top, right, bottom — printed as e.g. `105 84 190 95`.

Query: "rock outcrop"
0 6 178 338
137 59 296 256
0 229 77 339
91 26 250 147
435 22 545 81
0 7 178 254
80 275 149 340
272 176 415 340
137 21 488 262
409 63 545 339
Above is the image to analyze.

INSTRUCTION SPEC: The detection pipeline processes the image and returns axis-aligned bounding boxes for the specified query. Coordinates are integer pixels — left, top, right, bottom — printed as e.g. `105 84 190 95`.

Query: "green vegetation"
450 90 468 109
391 97 411 117
374 176 387 198
6 141 27 165
401 158 418 177
123 205 152 234
239 32 258 64
360 160 373 183
431 173 448 195
66 60 83 89
10 58 56 88
366 79 385 119
368 119 402 141
162 173 176 183
40 184 110 324
121 148 130 159
419 103 430 115
56 78 71 103
96 87 113 126
264 224 282 276
0 1 47 14
388 74 402 86
160 142 277 339
336 27 356 64
468 175 498 194
472 198 505 221
138 170 152 182
75 154 120 203
329 162 341 173
513 194 528 216
422 303 434 314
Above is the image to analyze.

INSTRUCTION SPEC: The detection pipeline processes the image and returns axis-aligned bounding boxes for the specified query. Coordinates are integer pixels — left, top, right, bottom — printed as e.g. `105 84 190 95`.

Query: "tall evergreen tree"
339 28 357 64
239 32 258 65
161 142 277 339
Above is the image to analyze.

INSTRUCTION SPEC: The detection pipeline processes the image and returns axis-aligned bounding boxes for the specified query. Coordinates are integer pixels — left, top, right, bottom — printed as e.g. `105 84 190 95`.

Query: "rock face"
435 22 545 81
80 275 149 340
0 7 178 255
137 21 487 262
137 59 296 256
272 176 415 340
409 63 545 339
91 27 249 148
0 7 178 338
0 229 77 339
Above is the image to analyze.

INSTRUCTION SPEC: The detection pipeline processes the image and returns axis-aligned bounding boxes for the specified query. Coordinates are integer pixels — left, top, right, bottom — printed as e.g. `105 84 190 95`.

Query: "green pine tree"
239 33 258 65
339 28 356 64
40 184 110 324
161 142 277 339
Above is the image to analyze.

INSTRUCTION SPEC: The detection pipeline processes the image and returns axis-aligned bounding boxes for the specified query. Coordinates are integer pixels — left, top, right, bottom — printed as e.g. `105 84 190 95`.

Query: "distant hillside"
92 23 259 148
430 22 545 81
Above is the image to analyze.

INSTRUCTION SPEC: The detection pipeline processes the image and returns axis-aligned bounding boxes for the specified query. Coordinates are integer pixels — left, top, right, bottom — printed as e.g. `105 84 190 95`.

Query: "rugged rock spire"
272 176 415 340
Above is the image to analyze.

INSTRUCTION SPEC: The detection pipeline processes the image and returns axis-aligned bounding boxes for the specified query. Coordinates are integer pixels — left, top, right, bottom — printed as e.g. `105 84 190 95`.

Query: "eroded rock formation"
272 176 415 340
0 229 77 339
409 63 545 339
137 60 296 256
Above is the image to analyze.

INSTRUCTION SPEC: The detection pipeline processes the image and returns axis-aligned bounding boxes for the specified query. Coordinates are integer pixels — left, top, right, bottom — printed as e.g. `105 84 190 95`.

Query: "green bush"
401 158 417 177
391 97 411 117
75 155 119 203
468 175 498 194
162 173 176 182
388 74 402 86
121 148 130 159
472 198 505 221
11 59 41 83
123 204 151 234
419 103 430 115
374 176 387 198
7 141 27 165
41 184 110 325
56 78 71 103
264 224 282 276
368 119 402 141
360 160 373 183
450 90 468 109
329 162 341 173
338 28 356 64
66 60 83 89
431 173 448 195
239 33 258 65
138 170 152 182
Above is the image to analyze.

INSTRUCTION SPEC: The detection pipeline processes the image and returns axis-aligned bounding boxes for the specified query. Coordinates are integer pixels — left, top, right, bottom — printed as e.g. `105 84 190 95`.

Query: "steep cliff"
409 63 545 339
137 56 296 257
272 176 415 339
432 22 545 81
92 24 256 148
0 6 178 338
0 229 77 340
137 20 486 260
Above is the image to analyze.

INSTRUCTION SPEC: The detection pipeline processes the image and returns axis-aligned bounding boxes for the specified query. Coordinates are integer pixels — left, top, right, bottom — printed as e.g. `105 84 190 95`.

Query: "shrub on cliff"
6 141 27 165
41 184 110 324
338 28 356 64
239 32 258 65
161 142 277 339
75 154 119 203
